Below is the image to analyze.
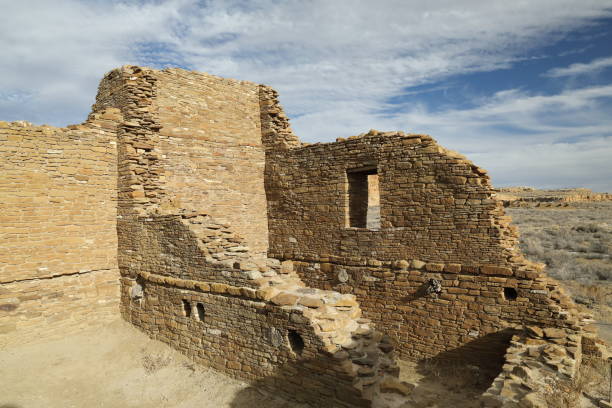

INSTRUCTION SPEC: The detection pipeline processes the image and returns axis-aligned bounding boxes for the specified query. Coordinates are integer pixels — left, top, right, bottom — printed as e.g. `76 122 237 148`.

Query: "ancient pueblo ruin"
1 66 607 407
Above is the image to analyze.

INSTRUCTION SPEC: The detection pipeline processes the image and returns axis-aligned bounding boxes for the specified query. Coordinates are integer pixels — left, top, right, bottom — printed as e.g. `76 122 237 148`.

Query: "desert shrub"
574 223 601 233
590 241 609 254
141 351 172 374
589 264 612 281
521 237 544 259
508 202 612 282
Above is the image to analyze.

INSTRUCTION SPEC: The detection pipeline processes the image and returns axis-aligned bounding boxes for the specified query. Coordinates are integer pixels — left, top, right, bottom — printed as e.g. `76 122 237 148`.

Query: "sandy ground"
0 319 493 408
8 318 605 408
0 319 306 408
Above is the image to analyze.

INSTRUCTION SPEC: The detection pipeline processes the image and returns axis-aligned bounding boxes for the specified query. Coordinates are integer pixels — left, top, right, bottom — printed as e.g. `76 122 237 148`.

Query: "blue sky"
1 0 612 191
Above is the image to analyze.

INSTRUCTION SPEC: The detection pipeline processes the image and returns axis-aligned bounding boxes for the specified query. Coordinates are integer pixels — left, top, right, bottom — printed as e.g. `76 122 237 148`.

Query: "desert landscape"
3 2 612 406
498 191 612 406
502 189 612 329
2 189 611 408
1 65 610 408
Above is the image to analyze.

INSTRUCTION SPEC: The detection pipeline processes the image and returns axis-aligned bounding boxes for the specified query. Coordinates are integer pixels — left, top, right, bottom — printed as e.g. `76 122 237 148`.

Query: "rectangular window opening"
196 303 205 321
346 167 380 229
182 299 191 317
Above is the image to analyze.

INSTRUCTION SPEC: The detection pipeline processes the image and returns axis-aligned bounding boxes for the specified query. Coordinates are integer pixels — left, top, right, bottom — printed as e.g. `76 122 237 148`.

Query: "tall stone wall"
92 66 268 256
262 93 583 366
0 117 120 346
265 130 517 265
103 67 400 406
119 218 399 407
1 65 589 406
154 70 268 256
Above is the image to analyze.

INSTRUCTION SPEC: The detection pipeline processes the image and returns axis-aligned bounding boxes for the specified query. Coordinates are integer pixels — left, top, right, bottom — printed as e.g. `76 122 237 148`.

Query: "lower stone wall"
0 269 120 347
120 271 398 407
291 258 581 364
481 326 583 407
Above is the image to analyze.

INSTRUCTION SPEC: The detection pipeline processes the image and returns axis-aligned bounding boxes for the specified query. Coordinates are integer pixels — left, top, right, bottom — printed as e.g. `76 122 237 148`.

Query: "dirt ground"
2 318 609 408
0 319 307 408
1 319 494 408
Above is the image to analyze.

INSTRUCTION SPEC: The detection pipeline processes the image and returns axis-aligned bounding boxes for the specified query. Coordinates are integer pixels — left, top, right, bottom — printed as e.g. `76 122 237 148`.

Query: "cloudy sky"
1 0 612 191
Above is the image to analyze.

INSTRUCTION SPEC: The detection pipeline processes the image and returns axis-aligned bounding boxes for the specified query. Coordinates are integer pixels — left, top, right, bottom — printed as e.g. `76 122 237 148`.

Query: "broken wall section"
0 116 120 346
265 130 517 266
261 90 584 371
104 66 399 407
93 66 269 256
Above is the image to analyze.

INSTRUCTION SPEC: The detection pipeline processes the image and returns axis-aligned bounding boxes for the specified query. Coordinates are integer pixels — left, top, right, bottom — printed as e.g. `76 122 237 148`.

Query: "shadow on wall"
229 330 516 407
401 279 443 302
0 404 23 408
228 356 373 408
416 329 517 390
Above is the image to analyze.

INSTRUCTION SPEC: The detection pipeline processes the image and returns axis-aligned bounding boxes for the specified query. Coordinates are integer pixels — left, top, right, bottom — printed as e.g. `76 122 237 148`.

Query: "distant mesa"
496 187 612 207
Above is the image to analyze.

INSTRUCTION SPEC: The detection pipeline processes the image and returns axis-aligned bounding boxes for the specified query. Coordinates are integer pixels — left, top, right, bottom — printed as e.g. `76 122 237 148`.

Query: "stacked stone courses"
0 116 120 345
1 65 602 406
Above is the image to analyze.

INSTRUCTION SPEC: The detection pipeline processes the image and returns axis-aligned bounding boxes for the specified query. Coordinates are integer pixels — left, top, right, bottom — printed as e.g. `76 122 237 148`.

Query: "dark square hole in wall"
182 299 192 317
503 287 518 301
347 166 380 229
196 303 205 321
288 329 305 355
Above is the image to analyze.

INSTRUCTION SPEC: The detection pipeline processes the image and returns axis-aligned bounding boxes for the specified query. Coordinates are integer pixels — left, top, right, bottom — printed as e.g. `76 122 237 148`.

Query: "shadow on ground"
230 330 516 408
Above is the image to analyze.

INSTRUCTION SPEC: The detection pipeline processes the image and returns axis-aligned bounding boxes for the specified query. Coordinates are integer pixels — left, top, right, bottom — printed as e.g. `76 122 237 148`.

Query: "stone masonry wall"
1 65 590 405
118 213 267 289
119 226 400 407
261 91 585 369
154 70 268 256
92 66 268 256
106 66 401 406
290 259 581 364
265 130 517 266
0 117 120 345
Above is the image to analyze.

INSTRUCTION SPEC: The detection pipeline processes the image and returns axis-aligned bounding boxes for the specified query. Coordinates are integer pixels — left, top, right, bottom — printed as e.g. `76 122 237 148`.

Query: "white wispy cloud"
1 0 612 190
544 56 612 77
290 84 612 191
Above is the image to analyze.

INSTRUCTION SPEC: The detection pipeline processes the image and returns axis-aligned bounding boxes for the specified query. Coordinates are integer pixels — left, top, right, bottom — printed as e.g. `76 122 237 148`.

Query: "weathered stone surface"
410 260 426 269
481 265 513 276
526 326 544 338
0 118 120 345
518 392 547 408
543 327 566 339
444 263 462 273
425 263 444 272
337 268 349 283
270 292 299 306
1 65 588 407
280 260 293 274
269 327 284 347
298 295 324 308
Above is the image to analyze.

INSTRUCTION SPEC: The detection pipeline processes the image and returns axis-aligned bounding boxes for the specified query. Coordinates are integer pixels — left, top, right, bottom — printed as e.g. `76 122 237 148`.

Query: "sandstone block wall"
92 66 268 256
101 66 401 406
291 259 579 363
155 70 268 256
120 236 399 407
0 118 120 345
265 130 517 266
118 214 264 289
482 326 583 406
261 93 584 367
1 65 589 406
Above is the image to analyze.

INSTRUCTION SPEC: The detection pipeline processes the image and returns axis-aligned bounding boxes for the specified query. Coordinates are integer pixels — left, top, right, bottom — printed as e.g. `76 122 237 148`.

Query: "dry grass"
141 349 173 375
508 202 612 323
544 356 612 408
508 202 612 282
